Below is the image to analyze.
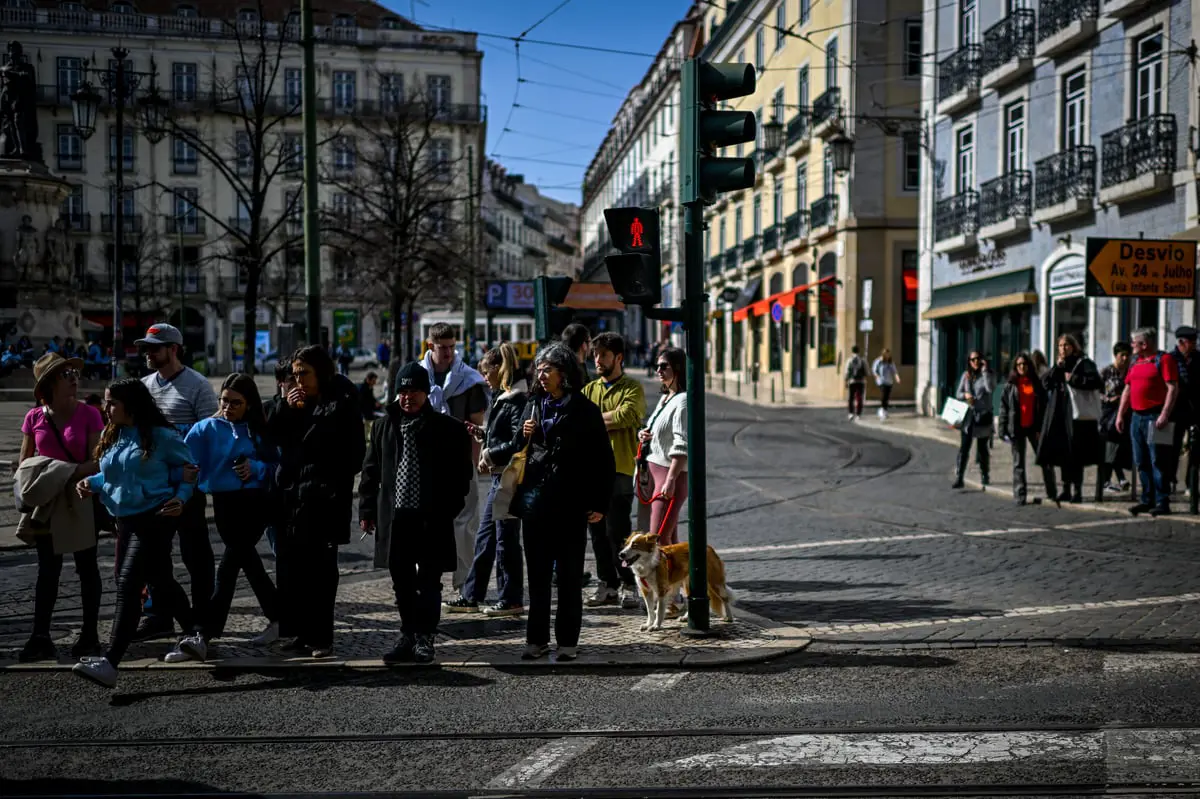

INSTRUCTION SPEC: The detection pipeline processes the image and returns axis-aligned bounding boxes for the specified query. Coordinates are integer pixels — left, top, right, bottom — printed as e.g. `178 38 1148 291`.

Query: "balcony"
811 88 842 138
64 213 91 233
158 275 207 295
978 171 1032 240
762 224 781 258
981 9 1035 91
707 256 723 279
100 214 143 235
742 235 762 265
786 112 811 157
1033 147 1096 223
724 246 740 272
1099 114 1176 205
1102 0 1157 17
107 155 136 173
937 44 981 116
933 190 979 254
809 195 838 237
783 210 809 248
166 217 207 237
173 159 199 175
1036 0 1097 60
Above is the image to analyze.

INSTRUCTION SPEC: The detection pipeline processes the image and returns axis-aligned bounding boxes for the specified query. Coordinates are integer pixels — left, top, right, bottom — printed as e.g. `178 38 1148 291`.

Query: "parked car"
350 348 378 369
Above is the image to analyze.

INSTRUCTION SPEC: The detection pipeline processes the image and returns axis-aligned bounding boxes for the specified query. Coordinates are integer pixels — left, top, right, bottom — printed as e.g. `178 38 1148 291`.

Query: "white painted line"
1104 653 1200 673
962 527 1048 537
1057 518 1153 530
631 672 688 692
660 731 1103 768
808 592 1200 636
1107 728 1200 781
487 736 602 788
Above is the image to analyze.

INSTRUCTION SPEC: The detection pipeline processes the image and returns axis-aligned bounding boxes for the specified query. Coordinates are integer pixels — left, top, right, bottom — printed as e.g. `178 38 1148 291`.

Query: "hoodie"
184 416 276 494
86 426 195 518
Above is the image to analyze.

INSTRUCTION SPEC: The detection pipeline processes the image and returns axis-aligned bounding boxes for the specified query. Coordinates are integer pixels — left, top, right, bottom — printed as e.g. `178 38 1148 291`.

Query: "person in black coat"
1037 334 1103 503
359 361 472 664
266 345 365 658
510 343 615 662
998 352 1053 505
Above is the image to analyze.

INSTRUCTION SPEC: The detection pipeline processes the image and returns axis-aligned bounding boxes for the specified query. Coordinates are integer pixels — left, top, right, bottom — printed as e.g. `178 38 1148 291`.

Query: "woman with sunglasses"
953 351 995 489
638 347 688 545
16 353 104 662
169 374 280 662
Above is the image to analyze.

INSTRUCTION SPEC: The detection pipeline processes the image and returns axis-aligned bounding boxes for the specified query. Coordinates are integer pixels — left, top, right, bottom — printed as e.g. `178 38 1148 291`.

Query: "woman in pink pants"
638 347 688 544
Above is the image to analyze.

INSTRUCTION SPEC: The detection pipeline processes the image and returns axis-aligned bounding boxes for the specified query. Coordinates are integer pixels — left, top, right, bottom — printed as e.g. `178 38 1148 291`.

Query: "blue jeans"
1130 409 1169 509
462 475 524 606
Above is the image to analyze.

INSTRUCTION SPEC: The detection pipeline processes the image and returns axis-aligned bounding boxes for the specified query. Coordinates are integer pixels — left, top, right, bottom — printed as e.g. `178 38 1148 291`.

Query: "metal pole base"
680 596 712 637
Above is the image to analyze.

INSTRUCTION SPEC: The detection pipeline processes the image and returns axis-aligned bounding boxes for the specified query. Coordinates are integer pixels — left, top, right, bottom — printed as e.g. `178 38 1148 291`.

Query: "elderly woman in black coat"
1037 334 1103 503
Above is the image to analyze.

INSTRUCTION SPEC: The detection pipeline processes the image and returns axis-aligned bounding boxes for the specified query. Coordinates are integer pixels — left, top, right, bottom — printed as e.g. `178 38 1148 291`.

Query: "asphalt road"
5 390 1200 795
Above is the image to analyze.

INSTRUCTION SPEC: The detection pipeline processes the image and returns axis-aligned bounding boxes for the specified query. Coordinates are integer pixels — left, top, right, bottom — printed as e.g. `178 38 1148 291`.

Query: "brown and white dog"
618 532 735 631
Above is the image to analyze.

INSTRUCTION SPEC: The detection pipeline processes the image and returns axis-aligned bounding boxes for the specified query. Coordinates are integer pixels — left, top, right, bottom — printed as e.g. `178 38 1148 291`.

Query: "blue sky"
386 0 693 204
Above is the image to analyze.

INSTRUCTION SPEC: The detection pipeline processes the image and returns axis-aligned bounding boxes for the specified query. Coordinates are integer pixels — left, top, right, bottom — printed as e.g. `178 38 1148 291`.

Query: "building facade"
581 13 695 346
917 0 1198 415
701 0 922 405
482 160 581 281
3 0 484 370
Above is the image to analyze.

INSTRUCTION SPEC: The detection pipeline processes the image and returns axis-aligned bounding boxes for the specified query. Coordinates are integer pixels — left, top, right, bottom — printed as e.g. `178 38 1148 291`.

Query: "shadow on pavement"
731 579 904 593
736 597 1001 625
2 777 227 797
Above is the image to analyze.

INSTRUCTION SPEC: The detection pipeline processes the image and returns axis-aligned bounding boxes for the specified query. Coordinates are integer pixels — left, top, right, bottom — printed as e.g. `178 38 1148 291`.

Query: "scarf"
418 351 490 416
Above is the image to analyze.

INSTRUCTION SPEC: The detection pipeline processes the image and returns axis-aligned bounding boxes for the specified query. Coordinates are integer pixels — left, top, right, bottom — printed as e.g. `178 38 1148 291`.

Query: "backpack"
848 357 866 381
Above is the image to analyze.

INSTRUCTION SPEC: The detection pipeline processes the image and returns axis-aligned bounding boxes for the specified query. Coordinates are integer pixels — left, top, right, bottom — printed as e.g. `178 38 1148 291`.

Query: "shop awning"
922 268 1036 321
733 275 835 322
562 282 624 311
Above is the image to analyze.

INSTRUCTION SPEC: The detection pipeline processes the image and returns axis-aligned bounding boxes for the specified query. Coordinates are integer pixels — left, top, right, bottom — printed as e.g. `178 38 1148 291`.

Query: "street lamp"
762 115 784 155
829 132 854 175
68 47 161 379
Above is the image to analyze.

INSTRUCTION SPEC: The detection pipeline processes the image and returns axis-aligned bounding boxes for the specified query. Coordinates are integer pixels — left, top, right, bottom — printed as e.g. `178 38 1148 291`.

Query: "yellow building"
700 0 922 406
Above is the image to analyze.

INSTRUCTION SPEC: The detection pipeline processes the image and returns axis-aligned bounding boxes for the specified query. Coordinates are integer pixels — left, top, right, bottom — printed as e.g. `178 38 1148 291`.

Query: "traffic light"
681 60 757 205
533 275 573 341
602 207 661 307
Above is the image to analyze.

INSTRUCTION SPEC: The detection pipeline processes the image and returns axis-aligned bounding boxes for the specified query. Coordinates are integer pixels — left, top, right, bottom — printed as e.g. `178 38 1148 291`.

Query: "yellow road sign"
1085 237 1197 298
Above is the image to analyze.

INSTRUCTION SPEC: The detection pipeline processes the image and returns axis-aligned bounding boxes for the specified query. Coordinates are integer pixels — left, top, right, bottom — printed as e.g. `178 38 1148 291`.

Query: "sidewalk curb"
854 415 1200 525
0 607 810 672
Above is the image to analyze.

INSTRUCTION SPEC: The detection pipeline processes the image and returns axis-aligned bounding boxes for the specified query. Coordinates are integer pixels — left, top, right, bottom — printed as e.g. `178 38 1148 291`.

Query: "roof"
28 0 421 29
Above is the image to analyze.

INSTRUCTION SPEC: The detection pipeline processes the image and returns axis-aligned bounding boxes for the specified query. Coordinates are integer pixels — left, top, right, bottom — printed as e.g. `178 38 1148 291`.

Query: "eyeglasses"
58 369 79 379
655 363 670 372
969 357 981 362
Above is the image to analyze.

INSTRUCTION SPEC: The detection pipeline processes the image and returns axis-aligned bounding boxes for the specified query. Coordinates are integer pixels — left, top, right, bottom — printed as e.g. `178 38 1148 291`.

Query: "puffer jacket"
480 379 529 472
266 373 365 545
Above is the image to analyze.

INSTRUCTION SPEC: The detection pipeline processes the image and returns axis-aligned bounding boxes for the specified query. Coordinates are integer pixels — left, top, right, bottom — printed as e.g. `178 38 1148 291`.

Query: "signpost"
485 280 536 312
1084 237 1197 299
861 278 874 360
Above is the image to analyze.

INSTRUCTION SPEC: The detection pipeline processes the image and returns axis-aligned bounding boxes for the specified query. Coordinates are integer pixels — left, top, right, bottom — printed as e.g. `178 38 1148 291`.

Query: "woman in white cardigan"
638 346 688 544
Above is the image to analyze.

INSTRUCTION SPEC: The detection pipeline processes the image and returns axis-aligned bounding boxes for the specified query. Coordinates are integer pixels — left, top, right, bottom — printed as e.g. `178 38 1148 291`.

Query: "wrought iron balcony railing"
783 210 809 242
1100 114 1176 190
100 214 143 234
938 43 981 102
742 235 761 262
762 224 780 252
981 9 1035 74
724 246 740 271
708 256 723 278
786 112 809 146
1037 0 1098 44
809 195 837 230
64 213 91 233
934 190 979 242
166 217 207 235
979 170 1032 227
811 87 841 129
1034 147 1096 209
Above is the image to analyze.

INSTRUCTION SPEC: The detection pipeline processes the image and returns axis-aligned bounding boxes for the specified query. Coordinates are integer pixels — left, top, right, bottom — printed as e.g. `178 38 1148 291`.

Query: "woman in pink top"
17 353 105 662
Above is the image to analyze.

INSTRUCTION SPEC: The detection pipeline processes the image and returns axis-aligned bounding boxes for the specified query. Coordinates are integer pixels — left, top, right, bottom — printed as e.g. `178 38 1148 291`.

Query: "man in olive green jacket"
582 332 646 609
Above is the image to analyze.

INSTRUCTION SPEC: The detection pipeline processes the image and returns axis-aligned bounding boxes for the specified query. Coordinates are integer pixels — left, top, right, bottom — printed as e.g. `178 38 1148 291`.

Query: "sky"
385 0 693 204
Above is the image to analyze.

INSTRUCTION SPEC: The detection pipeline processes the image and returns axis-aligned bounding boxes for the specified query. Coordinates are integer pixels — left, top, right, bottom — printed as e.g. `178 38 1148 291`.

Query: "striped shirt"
142 367 219 433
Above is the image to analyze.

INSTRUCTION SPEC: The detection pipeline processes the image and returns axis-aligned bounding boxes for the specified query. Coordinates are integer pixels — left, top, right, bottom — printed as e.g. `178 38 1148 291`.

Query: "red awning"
732 275 836 322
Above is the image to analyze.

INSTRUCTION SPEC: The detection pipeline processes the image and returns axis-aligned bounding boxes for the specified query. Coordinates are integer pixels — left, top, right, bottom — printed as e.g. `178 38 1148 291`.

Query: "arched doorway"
791 263 809 387
1046 255 1089 355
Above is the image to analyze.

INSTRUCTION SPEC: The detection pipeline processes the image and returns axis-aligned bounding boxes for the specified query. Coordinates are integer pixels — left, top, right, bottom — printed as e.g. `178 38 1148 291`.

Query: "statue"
0 41 43 164
13 214 41 281
43 215 70 284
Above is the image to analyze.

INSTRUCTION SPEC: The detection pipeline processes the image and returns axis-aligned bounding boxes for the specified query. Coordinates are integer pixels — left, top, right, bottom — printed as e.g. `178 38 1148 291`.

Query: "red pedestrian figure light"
630 216 644 248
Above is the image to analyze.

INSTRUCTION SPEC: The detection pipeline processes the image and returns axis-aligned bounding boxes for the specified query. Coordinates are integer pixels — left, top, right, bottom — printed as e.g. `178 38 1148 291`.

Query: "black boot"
19 635 57 663
951 474 964 489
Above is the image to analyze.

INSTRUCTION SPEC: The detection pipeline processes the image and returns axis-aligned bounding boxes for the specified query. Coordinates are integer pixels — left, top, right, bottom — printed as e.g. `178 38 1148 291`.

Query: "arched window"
381 16 401 29
333 13 354 26
111 1 134 12
791 264 807 291
176 3 197 16
768 273 784 296
817 253 837 366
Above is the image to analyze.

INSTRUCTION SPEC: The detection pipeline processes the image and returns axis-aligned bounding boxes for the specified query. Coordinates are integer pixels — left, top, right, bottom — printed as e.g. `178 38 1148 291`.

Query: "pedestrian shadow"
730 579 904 593
735 597 1001 626
730 553 924 563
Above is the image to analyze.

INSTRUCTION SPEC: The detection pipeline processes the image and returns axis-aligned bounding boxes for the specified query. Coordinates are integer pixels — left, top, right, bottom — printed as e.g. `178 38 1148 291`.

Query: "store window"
901 250 918 365
817 253 837 366
1048 256 1089 354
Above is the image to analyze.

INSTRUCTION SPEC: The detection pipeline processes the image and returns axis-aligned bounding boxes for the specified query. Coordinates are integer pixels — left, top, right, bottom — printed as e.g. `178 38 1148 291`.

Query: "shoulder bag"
493 403 538 521
42 408 112 534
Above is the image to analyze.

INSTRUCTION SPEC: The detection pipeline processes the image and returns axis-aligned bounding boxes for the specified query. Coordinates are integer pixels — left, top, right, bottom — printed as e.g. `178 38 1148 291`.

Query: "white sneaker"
72 657 117 688
165 633 207 664
555 646 578 661
584 586 618 607
618 586 641 610
847 413 855 422
251 621 280 646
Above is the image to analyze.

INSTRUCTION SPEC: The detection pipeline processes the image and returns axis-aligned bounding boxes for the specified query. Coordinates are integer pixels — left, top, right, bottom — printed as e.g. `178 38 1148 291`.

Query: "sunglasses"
655 363 671 372
969 357 981 362
58 368 79 380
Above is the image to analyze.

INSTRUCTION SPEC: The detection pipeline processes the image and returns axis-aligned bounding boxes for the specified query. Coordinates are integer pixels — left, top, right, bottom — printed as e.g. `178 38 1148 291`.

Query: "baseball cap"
394 361 431 394
135 322 184 348
1175 325 1198 341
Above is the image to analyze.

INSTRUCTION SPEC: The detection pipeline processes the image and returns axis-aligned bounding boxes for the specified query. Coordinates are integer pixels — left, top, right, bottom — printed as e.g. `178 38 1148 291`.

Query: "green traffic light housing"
533 275 574 341
682 59 758 205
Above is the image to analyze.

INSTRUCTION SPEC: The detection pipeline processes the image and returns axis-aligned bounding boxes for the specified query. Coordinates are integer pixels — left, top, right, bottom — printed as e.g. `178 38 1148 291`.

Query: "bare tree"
149 0 324 374
320 77 478 375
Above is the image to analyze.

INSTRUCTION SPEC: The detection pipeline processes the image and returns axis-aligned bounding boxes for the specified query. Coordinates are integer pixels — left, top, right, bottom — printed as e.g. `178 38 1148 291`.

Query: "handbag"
1068 385 1102 421
971 408 994 440
493 404 537 521
940 397 970 428
636 394 676 505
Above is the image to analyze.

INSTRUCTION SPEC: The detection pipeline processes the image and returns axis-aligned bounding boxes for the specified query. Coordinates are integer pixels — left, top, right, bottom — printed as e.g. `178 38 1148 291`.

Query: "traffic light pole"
681 198 710 636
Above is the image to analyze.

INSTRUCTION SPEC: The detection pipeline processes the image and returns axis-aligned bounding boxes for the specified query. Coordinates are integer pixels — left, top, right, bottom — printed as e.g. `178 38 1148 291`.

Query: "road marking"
631 672 688 692
487 736 602 788
1104 653 1200 673
807 592 1200 636
1057 518 1153 530
659 731 1103 768
962 527 1047 537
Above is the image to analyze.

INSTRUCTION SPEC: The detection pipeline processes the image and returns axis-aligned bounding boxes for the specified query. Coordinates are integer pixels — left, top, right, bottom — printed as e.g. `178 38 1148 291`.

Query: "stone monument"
0 40 80 346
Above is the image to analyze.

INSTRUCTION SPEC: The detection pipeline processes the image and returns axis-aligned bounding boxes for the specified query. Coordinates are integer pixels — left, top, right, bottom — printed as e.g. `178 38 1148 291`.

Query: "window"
111 1 133 13
1134 31 1164 119
772 88 785 131
332 192 354 224
1062 68 1086 149
57 57 82 101
60 1 83 9
905 20 922 77
799 0 810 25
172 130 197 174
381 16 401 29
174 188 199 232
428 205 447 235
718 218 726 252
62 185 85 224
901 250 918 366
235 131 251 174
284 189 302 231
772 179 784 226
380 72 404 112
333 70 356 112
108 126 135 171
235 65 256 105
903 133 920 190
333 136 356 173
775 4 786 50
753 194 763 237
175 4 197 16
1004 100 1025 173
734 204 743 243
282 133 301 174
108 185 135 217
960 0 977 46
817 254 836 366
955 126 974 193
334 253 354 288
427 74 451 110
797 66 809 113
822 150 834 196
709 15 718 40
56 124 83 171
172 62 197 101
236 7 257 24
825 38 838 89
755 27 765 71
333 13 353 27
796 162 808 215
431 137 451 180
284 67 302 109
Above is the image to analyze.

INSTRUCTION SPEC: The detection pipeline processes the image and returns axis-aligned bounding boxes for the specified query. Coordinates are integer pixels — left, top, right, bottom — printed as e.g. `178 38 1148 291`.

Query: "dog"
618 532 735 632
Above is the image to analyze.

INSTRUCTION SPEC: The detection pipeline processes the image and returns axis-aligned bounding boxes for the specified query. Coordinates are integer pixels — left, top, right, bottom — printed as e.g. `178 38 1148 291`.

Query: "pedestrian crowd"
951 326 1200 516
12 319 689 686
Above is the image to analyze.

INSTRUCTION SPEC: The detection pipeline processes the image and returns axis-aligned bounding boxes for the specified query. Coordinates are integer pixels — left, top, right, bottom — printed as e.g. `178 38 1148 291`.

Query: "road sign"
859 319 874 332
1085 237 1198 299
485 281 535 312
770 302 784 323
862 278 873 317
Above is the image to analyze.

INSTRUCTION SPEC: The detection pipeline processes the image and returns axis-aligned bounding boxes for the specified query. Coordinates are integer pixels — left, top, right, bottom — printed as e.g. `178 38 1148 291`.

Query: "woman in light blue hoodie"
71 379 200 689
173 373 280 659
